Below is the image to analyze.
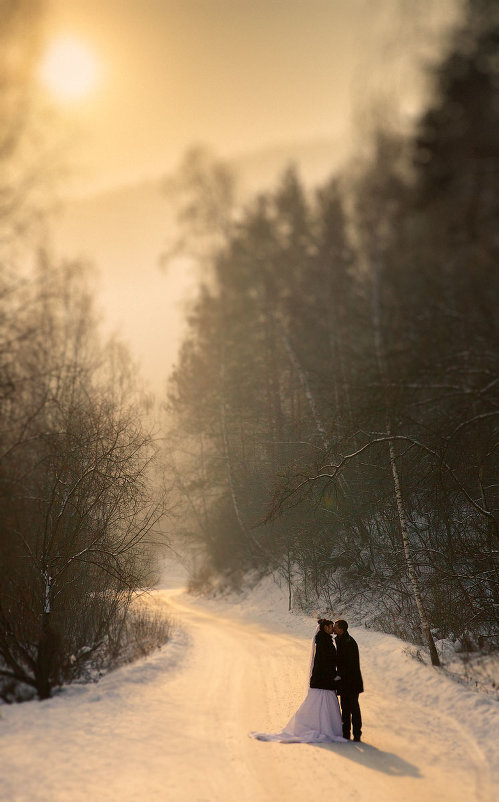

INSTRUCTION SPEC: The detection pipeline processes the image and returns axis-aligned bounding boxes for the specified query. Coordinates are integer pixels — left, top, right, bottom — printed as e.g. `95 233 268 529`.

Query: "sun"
39 35 100 103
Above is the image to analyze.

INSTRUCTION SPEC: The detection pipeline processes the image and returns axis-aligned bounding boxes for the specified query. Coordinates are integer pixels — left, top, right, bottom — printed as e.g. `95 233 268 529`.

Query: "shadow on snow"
311 741 421 778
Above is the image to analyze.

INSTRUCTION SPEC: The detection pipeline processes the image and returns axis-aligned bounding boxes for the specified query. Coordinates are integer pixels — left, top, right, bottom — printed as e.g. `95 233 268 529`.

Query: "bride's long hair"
307 618 333 685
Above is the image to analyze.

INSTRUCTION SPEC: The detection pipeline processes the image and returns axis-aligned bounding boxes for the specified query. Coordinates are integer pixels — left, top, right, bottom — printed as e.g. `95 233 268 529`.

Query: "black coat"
309 630 337 691
335 632 364 694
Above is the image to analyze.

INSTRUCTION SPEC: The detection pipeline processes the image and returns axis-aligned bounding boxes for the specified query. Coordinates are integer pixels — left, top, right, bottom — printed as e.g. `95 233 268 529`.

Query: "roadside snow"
188 574 499 789
0 569 497 802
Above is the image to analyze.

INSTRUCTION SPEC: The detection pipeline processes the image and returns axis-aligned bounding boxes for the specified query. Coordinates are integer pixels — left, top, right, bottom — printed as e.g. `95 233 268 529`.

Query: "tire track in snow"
166 587 498 802
428 697 492 802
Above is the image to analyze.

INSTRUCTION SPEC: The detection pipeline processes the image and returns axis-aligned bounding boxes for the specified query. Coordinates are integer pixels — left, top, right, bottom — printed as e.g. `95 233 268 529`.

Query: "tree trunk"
387 432 441 665
274 316 329 450
219 352 263 555
370 257 441 666
35 612 55 699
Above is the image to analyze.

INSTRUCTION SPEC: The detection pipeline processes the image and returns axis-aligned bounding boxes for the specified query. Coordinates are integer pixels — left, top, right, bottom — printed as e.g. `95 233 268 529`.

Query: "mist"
1 2 498 797
44 0 462 399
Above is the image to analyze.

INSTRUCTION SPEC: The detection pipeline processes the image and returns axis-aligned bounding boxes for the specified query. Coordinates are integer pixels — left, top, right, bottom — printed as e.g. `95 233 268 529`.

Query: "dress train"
250 688 347 743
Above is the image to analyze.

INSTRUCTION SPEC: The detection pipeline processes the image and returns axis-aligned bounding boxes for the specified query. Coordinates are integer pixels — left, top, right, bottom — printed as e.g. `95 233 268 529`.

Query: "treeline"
166 1 499 660
0 260 165 700
0 1 167 701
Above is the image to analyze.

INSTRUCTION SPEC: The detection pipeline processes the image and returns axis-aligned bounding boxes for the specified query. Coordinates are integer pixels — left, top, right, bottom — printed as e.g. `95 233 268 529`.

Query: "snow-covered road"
0 579 497 802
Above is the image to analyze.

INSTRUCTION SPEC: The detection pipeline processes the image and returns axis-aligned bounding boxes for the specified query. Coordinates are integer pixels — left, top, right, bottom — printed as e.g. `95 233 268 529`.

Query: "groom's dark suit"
335 631 363 741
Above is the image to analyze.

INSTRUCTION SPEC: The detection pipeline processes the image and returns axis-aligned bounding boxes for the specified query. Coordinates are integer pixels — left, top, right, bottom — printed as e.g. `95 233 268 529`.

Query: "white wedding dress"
250 687 346 743
250 626 347 744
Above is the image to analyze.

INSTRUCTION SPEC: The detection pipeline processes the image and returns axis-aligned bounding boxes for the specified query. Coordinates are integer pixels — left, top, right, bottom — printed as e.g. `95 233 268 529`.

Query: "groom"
333 619 363 742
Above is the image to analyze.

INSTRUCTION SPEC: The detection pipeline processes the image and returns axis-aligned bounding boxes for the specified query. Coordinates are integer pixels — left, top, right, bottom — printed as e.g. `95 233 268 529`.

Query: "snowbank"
0 567 497 802
183 572 499 784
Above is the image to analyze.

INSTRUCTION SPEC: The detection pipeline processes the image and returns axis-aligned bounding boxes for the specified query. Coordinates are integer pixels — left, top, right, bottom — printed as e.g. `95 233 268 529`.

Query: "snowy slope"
0 572 497 802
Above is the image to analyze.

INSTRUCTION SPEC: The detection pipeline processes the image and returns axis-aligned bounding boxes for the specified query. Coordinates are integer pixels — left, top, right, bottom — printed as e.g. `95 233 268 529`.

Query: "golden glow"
39 35 99 102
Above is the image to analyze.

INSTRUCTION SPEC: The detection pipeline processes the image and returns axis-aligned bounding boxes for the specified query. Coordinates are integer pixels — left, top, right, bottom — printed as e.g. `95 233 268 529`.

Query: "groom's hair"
335 619 348 632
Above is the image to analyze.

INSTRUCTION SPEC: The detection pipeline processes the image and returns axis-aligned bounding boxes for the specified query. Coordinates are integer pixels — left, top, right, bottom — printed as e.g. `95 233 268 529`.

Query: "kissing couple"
251 617 363 743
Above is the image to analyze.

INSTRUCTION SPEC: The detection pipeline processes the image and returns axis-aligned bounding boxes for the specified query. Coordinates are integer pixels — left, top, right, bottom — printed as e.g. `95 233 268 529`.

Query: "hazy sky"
45 0 463 400
44 0 462 194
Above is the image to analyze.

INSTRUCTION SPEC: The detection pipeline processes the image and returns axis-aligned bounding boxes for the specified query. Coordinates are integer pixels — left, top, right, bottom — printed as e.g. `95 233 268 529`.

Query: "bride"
250 618 347 743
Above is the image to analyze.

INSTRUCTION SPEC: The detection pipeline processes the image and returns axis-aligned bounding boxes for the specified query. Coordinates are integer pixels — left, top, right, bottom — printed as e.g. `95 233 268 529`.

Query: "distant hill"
228 136 351 195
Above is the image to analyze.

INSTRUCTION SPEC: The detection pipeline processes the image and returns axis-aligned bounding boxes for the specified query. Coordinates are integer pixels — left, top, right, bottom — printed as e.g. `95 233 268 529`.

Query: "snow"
0 568 498 802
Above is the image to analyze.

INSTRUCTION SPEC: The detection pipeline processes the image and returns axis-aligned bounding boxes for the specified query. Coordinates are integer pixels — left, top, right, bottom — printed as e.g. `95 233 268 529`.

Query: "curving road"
156 588 493 802
0 585 495 802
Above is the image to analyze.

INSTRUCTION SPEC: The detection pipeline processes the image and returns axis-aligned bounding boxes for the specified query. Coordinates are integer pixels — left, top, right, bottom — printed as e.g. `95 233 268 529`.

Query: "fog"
43 0 462 398
2 0 499 766
47 0 461 192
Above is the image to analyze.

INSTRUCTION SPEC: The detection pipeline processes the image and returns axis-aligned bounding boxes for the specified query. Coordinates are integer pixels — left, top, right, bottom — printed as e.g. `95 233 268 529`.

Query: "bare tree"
0 259 163 698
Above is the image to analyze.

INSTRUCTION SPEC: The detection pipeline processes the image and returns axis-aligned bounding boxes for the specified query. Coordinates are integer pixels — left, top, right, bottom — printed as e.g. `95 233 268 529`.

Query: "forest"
164 0 499 665
1 0 497 703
